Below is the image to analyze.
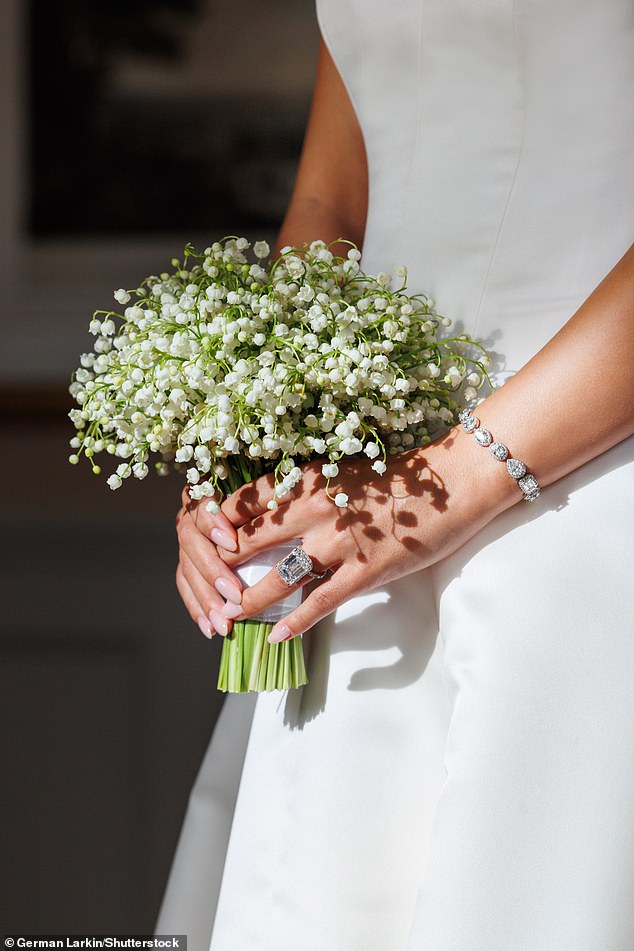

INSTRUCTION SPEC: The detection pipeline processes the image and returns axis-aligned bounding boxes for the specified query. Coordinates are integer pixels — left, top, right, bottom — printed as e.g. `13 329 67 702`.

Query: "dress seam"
470 0 527 342
394 0 427 270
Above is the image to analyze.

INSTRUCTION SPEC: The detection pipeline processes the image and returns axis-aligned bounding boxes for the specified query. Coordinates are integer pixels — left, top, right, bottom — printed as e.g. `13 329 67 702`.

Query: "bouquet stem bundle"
218 619 307 692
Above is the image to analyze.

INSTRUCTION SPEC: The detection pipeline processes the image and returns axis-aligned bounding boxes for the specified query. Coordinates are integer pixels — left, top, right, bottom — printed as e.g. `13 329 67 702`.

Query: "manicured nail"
197 615 213 639
220 600 243 619
211 528 237 551
209 609 229 637
268 623 292 644
214 576 242 602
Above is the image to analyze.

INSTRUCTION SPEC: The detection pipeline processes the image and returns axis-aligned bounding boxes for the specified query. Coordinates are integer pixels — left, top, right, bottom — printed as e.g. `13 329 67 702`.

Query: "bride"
157 1 634 948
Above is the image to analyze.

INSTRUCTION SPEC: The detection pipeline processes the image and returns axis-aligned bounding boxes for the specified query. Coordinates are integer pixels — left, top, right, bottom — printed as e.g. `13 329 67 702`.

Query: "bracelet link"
460 407 541 502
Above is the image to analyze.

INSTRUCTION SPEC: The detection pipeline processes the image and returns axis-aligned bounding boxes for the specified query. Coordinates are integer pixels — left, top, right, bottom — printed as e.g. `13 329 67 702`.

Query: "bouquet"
69 238 489 692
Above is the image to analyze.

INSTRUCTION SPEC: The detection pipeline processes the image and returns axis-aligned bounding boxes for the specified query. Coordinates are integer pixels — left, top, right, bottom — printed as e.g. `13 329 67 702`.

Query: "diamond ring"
274 546 329 586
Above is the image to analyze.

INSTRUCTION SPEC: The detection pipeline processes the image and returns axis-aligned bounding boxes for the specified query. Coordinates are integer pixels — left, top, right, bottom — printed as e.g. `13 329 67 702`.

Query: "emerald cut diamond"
275 546 314 585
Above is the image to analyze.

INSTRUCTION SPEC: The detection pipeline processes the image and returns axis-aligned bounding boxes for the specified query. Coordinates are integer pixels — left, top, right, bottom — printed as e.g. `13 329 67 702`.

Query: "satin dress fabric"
156 1 634 948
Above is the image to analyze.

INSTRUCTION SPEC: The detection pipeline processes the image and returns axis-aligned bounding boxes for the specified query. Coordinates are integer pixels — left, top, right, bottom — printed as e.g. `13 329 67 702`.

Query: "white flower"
364 442 380 459
396 265 408 279
334 492 349 507
288 466 303 485
253 241 270 259
371 460 387 475
298 285 315 302
205 500 221 514
339 437 363 454
114 289 131 305
175 445 194 463
321 462 339 478
186 467 200 484
267 499 279 511
107 474 122 490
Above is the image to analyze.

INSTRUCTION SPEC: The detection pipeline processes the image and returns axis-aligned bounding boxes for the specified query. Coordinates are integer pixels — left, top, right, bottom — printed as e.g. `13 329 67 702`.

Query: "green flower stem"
217 619 308 693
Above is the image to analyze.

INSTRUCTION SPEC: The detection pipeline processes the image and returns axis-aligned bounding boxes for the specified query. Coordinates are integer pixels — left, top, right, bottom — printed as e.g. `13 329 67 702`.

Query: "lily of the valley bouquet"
69 238 489 692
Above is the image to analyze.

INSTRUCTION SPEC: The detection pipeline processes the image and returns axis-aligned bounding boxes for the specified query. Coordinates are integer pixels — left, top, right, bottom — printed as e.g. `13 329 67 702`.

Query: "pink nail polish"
197 615 213 639
209 609 229 637
268 623 292 644
211 528 237 551
214 576 242 602
220 600 243 619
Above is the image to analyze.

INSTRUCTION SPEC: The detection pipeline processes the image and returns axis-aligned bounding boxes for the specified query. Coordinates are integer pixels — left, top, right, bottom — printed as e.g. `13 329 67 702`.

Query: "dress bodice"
316 0 634 375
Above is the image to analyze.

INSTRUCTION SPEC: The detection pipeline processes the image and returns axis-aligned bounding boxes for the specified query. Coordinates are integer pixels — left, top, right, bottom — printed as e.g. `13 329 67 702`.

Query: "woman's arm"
470 243 634 506
274 38 368 254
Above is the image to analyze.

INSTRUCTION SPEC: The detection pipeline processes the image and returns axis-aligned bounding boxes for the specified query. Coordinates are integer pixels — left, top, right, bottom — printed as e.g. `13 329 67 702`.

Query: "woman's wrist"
434 415 523 521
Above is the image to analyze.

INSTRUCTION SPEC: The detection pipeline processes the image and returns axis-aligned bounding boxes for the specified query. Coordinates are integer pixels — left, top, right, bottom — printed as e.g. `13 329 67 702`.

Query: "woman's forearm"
446 242 634 522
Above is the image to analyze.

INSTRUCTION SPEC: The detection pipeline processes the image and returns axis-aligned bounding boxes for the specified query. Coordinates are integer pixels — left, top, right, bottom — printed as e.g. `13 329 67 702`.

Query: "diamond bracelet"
458 407 541 502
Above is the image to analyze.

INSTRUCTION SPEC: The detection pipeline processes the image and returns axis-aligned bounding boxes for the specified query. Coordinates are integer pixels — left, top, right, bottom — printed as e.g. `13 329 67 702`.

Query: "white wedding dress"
156 1 634 948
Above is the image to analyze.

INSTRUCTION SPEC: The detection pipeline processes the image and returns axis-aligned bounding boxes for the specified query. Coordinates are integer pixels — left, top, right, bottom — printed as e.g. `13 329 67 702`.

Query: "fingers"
181 484 239 552
222 540 331 619
217 512 303 571
177 497 246 636
179 549 234 637
176 563 214 639
177 505 244 600
219 471 278 527
267 567 359 642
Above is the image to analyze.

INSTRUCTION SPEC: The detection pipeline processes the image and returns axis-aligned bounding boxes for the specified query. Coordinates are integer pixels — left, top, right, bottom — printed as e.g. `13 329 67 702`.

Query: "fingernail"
214 576 242 602
268 623 292 644
209 609 229 637
197 615 213 639
211 528 237 551
220 600 243 619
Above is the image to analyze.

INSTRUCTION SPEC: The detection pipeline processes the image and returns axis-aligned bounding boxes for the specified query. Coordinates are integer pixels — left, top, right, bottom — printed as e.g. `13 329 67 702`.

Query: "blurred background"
0 0 318 932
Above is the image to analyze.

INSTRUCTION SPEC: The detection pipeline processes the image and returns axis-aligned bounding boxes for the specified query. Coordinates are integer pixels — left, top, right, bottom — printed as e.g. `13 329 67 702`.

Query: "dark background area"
29 0 310 235
0 0 318 933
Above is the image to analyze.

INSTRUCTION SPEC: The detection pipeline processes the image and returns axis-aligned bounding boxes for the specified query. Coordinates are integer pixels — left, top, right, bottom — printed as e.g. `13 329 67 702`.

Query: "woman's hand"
175 485 248 638
204 435 511 643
